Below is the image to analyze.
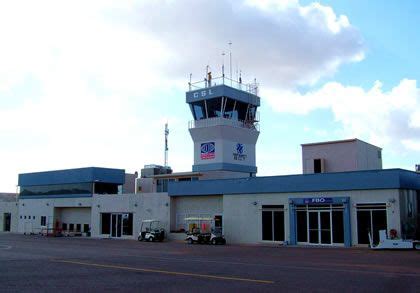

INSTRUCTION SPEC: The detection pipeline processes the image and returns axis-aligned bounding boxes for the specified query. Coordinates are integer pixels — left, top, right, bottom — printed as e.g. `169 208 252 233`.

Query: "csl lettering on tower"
193 89 214 98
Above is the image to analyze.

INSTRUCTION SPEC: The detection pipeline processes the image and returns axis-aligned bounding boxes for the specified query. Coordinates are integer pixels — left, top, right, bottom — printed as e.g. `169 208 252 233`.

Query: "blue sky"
0 0 419 192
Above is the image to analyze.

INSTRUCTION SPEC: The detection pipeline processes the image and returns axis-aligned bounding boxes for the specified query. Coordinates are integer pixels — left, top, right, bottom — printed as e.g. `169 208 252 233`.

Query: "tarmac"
0 233 419 292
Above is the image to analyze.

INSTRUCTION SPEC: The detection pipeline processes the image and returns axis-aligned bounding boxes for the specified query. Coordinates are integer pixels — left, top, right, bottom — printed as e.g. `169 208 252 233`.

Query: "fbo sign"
303 197 333 204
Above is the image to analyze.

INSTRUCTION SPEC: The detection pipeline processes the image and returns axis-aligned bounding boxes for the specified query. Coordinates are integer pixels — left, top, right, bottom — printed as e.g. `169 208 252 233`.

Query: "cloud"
0 0 365 191
264 79 420 152
126 0 364 88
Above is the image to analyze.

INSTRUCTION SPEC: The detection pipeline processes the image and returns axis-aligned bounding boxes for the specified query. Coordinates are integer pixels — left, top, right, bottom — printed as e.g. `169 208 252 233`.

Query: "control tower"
186 73 260 178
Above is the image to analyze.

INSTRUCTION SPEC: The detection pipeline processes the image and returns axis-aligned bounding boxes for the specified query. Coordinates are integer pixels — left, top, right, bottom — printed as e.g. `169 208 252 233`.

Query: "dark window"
94 182 119 195
24 216 26 219
40 216 46 226
357 205 387 245
297 211 307 242
191 102 205 120
206 98 222 118
76 224 81 232
273 211 285 241
332 211 344 243
33 216 35 220
122 213 133 236
69 224 74 231
262 211 273 241
262 209 285 242
314 159 322 173
308 212 319 243
83 224 90 233
20 215 22 219
28 216 31 219
156 179 169 192
20 183 92 196
62 223 67 231
101 213 111 234
320 212 331 244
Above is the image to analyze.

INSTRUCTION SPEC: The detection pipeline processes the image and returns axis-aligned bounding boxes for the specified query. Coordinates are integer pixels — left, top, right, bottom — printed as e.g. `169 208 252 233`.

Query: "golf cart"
368 229 420 250
184 217 226 245
138 219 165 242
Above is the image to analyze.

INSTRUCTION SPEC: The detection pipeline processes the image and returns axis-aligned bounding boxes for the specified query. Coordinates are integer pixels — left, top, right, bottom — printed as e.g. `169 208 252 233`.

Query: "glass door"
308 211 332 245
111 214 122 238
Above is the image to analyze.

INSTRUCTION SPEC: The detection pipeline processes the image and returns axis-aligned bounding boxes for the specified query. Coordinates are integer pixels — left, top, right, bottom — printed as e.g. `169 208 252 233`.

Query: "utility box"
302 139 382 174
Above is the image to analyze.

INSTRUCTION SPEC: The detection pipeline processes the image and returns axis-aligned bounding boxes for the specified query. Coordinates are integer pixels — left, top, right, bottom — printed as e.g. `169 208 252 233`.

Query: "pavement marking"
52 259 274 284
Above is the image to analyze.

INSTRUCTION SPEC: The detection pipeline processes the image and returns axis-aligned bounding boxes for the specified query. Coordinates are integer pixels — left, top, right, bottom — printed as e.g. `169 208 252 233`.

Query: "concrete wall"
223 189 400 246
171 195 223 231
18 197 92 234
356 140 382 170
91 193 170 239
0 199 18 232
190 125 259 170
302 140 382 174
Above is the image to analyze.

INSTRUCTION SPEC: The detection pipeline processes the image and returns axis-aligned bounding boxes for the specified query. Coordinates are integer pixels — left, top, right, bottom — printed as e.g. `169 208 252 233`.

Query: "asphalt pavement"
0 233 419 292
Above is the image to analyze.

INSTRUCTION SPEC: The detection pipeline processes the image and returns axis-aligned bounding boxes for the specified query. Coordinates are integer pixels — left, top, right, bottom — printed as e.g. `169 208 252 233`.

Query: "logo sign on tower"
233 143 247 161
201 142 215 160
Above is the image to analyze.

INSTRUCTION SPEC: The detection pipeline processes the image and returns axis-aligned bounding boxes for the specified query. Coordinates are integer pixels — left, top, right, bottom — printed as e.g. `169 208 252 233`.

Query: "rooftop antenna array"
228 41 232 86
164 123 169 167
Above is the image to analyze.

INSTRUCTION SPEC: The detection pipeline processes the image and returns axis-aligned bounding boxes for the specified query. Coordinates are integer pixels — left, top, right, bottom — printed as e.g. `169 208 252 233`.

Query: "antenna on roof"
164 123 169 167
228 41 232 85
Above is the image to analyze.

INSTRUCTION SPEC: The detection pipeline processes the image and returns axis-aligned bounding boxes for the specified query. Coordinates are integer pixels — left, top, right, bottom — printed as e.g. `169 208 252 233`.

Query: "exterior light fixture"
96 204 100 208
252 201 258 206
134 203 138 207
46 203 49 206
78 203 82 206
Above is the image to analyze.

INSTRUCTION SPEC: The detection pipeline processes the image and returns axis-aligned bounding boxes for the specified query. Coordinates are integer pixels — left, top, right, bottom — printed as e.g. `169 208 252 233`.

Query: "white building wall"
171 195 223 231
0 200 18 232
302 139 382 174
223 189 400 246
18 197 92 234
91 193 170 239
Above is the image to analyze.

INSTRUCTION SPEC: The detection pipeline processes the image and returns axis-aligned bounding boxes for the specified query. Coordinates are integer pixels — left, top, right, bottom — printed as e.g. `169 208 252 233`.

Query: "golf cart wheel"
150 237 155 242
415 243 420 250
211 238 217 245
187 238 194 245
137 236 142 241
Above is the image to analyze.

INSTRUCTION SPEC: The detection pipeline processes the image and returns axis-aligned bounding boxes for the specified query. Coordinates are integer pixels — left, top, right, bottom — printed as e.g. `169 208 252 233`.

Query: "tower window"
314 159 322 173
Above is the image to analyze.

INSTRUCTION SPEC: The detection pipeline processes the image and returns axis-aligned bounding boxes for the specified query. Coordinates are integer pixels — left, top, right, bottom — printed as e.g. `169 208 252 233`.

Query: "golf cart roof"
141 219 159 223
184 217 213 221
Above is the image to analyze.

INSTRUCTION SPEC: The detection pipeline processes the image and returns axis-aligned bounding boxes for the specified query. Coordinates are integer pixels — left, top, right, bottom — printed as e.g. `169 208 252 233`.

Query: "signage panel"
200 142 215 160
303 197 333 204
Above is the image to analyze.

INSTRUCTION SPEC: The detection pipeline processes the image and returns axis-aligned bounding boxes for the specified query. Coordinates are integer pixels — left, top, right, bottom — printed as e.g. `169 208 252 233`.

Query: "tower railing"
188 76 259 96
188 117 260 132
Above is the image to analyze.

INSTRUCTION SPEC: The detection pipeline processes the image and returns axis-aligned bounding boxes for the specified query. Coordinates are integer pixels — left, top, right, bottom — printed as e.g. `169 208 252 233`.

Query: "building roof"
18 167 125 186
301 138 382 149
168 168 420 197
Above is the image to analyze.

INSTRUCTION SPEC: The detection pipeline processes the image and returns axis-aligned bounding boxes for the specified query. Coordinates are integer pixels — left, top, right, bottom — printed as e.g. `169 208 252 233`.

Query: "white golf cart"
184 217 226 245
138 219 165 242
368 229 420 250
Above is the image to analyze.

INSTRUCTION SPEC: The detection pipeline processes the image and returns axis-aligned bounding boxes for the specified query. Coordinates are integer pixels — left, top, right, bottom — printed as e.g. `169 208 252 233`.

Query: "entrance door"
308 211 332 245
111 214 122 237
3 213 11 232
356 204 387 244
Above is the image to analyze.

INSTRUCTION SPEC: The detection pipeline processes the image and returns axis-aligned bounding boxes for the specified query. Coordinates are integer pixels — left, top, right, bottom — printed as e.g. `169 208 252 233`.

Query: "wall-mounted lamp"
252 201 258 206
78 203 82 206
134 203 138 207
22 203 25 206
96 204 101 208
165 203 169 207
46 203 49 206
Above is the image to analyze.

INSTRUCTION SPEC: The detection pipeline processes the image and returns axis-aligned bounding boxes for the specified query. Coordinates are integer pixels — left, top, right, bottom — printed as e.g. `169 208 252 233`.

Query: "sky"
0 0 419 192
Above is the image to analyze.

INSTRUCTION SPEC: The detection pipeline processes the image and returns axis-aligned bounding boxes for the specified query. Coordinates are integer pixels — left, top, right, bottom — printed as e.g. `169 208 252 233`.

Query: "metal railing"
188 117 260 132
188 76 259 96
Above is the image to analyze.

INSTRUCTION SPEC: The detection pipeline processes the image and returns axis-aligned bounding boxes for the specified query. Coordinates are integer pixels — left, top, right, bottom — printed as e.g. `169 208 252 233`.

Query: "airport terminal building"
1 76 419 247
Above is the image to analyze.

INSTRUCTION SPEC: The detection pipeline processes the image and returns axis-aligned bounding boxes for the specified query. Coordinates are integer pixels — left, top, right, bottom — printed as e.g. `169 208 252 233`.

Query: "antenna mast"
164 123 169 167
228 41 232 85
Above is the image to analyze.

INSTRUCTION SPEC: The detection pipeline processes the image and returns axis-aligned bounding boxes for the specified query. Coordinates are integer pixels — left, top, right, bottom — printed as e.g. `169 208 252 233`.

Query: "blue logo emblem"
201 142 215 159
236 143 244 155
